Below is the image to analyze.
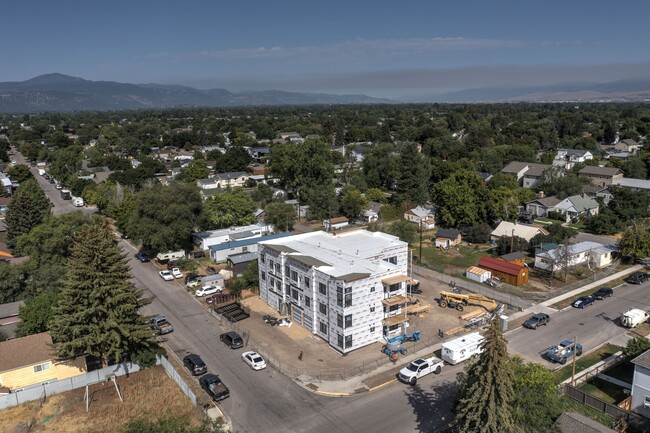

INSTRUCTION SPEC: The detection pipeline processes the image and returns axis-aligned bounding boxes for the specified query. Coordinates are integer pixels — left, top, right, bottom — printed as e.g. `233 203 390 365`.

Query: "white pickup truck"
398 355 444 385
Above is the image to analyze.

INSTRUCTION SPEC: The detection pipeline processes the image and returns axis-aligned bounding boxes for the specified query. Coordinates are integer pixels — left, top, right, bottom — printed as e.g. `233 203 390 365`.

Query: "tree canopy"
5 178 52 249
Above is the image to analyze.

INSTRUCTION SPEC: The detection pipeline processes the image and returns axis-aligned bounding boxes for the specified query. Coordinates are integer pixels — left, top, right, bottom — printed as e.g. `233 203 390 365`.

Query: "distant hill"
0 73 392 112
428 79 650 103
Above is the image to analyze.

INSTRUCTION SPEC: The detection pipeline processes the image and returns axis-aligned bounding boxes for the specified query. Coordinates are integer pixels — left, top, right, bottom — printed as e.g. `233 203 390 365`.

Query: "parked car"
183 354 207 376
199 373 230 402
171 267 183 279
547 340 582 364
241 351 267 370
220 332 244 349
159 270 174 281
626 272 649 285
135 252 150 263
55 183 63 190
593 287 614 300
184 273 199 284
572 295 595 309
150 315 173 335
187 279 202 288
195 285 221 297
523 313 550 329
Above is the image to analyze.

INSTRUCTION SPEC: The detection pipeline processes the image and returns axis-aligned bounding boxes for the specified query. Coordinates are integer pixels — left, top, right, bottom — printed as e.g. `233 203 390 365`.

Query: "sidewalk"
302 265 645 396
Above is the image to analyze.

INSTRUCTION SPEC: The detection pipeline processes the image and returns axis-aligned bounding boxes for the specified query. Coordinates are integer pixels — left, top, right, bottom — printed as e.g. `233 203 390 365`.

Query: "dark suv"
183 354 207 376
523 313 550 329
626 272 649 285
220 332 244 349
593 287 614 300
135 252 150 263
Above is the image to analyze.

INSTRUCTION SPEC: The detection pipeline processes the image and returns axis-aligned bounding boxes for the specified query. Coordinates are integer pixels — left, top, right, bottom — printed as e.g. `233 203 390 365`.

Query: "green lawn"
559 396 616 427
416 243 489 273
579 377 629 404
554 344 623 384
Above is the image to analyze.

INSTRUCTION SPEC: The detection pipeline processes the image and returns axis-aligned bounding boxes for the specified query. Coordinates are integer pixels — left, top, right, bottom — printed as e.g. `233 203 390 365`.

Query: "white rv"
156 250 186 262
441 332 485 365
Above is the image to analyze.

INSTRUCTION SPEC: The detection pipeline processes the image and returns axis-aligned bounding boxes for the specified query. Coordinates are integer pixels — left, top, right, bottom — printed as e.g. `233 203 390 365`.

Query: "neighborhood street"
508 281 650 367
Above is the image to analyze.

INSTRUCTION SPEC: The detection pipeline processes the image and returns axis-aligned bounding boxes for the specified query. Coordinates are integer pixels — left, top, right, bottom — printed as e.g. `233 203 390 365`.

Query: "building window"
345 287 352 307
370 306 375 313
242 246 248 252
319 282 327 295
269 260 275 270
645 395 650 407
285 265 290 275
260 254 266 264
345 335 352 348
337 333 344 348
370 286 375 292
33 363 50 373
261 271 266 281
337 313 343 328
370 326 376 332
319 302 327 315
388 256 397 265
304 277 310 288
336 287 343 307
319 322 328 335
292 289 299 301
304 296 311 308
291 270 298 282
275 263 281 274
344 314 352 328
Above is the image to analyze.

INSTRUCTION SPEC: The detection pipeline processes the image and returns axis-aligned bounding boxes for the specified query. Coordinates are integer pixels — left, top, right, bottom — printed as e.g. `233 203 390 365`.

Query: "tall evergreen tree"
50 221 153 365
455 319 521 433
5 178 51 249
397 142 431 205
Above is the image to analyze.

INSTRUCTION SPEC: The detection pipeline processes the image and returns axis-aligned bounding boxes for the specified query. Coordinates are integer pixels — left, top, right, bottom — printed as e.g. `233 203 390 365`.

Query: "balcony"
381 295 407 307
382 315 409 327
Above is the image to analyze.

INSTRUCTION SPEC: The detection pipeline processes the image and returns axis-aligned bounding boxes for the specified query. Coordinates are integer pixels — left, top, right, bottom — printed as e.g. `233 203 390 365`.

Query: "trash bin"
499 315 509 332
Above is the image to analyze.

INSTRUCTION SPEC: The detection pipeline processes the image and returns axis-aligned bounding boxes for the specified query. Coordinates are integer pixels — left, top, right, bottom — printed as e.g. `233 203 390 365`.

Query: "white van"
73 197 84 207
441 332 485 365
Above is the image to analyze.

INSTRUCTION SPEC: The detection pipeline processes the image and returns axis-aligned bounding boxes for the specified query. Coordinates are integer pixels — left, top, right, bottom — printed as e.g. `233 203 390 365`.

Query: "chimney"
538 191 545 199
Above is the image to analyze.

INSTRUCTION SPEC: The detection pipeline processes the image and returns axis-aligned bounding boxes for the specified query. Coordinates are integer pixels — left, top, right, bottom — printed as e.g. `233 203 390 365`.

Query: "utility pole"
510 229 514 254
571 335 578 386
419 218 423 262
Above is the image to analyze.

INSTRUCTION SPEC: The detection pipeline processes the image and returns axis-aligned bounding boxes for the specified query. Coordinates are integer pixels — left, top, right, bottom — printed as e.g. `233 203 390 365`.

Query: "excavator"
437 291 498 312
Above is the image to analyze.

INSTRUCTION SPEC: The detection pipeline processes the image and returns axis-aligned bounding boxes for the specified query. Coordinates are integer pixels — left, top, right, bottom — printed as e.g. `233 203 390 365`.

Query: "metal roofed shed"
477 256 528 286
465 266 491 283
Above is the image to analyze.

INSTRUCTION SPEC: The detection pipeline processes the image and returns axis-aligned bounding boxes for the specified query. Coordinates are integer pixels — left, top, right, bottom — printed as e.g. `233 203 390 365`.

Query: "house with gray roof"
526 196 561 217
582 184 613 205
501 161 531 181
214 171 249 188
551 194 600 222
618 177 650 192
522 163 554 189
578 166 623 186
553 149 594 170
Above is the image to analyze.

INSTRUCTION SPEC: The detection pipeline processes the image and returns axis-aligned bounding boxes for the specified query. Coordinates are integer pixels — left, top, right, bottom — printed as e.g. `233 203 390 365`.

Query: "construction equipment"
437 291 498 312
381 341 408 362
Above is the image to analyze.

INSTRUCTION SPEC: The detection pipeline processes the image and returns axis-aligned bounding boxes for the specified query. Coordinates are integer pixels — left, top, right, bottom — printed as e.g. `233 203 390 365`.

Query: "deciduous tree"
339 186 368 220
205 189 256 229
264 202 296 232
5 178 52 249
5 164 33 183
16 291 58 336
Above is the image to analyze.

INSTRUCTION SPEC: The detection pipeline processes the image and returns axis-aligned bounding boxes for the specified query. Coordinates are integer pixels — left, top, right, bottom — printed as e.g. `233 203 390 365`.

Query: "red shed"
478 256 528 286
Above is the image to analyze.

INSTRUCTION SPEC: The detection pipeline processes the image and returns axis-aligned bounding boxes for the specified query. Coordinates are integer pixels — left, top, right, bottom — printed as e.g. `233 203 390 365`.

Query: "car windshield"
208 382 220 392
253 356 263 363
233 338 243 345
406 363 419 372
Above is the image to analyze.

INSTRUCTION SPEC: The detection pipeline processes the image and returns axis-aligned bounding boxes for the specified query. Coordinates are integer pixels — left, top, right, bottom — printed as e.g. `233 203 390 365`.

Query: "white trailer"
156 250 186 262
621 309 650 328
398 355 444 385
441 332 484 365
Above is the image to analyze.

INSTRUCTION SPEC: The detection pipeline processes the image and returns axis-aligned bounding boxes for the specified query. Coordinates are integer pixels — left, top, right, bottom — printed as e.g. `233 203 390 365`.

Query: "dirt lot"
0 366 202 433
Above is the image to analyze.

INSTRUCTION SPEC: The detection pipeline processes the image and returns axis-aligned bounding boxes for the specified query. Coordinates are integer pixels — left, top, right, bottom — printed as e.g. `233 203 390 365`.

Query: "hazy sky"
2 0 649 98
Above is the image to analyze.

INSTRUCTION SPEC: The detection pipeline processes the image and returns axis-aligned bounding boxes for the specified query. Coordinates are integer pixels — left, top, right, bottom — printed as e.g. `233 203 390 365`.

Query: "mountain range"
2 74 650 112
0 74 391 112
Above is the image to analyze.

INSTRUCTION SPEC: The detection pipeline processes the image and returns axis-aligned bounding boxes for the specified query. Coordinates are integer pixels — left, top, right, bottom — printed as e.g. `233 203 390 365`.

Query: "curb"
369 378 397 392
314 390 356 397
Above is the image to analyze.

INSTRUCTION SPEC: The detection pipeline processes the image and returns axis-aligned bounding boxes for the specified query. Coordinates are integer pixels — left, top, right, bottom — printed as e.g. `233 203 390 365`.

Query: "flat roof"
381 295 408 307
382 274 411 285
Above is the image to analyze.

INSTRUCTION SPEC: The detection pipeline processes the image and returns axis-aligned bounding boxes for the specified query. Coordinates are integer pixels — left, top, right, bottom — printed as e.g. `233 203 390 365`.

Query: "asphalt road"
507 280 650 367
11 149 96 215
125 243 459 433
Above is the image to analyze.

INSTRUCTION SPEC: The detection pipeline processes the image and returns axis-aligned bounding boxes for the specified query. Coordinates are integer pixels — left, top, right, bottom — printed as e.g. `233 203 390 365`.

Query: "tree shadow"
404 380 456 433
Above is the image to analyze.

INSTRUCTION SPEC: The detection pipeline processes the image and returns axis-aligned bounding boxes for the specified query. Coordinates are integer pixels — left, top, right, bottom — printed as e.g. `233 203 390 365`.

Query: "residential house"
0 333 86 392
227 251 258 275
247 147 269 161
196 178 220 190
434 229 461 249
0 172 13 195
553 149 593 170
247 165 266 176
477 256 528 286
404 206 435 230
192 223 270 251
553 412 613 433
465 266 491 283
324 217 349 232
618 177 650 192
209 232 293 263
213 172 249 188
0 300 24 339
603 148 633 160
582 185 613 205
477 172 493 184
362 201 382 224
490 221 549 243
500 251 527 267
616 138 642 154
501 161 531 182
631 349 650 418
0 197 11 214
578 166 624 187
258 229 410 353
522 164 553 189
551 194 600 222
130 159 141 169
525 196 561 218
534 241 614 272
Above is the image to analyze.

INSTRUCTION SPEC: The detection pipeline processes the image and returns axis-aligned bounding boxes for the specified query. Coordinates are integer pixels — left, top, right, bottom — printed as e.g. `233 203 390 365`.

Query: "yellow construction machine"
437 291 497 312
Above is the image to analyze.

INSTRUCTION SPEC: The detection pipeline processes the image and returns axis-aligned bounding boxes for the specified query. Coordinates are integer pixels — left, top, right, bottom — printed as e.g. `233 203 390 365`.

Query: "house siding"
632 365 650 417
0 358 85 390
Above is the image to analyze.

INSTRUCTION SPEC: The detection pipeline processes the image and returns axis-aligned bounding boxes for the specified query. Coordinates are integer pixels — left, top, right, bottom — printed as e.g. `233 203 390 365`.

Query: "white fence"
0 356 196 410
0 362 142 410
157 355 197 406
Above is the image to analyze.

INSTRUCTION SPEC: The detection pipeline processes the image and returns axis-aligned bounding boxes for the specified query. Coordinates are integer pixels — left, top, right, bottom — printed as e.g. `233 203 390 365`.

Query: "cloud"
149 36 526 63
